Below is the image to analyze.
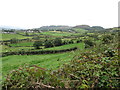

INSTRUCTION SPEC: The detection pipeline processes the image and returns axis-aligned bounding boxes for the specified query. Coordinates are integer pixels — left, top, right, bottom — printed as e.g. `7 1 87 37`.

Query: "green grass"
10 42 34 47
41 31 80 37
44 43 84 50
1 42 84 53
2 43 85 80
1 33 31 40
1 45 34 52
2 50 80 80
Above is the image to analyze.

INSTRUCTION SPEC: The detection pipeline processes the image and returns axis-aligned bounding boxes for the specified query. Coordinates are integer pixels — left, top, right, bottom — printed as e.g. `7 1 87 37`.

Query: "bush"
10 38 19 44
68 40 74 44
53 38 62 46
2 46 119 89
84 40 95 48
62 40 69 45
102 34 113 44
44 40 54 48
76 40 82 43
33 41 43 49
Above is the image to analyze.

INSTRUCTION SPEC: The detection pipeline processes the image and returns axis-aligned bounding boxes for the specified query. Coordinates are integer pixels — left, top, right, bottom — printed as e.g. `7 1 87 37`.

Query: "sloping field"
44 43 84 50
2 50 80 80
1 33 31 40
10 42 34 47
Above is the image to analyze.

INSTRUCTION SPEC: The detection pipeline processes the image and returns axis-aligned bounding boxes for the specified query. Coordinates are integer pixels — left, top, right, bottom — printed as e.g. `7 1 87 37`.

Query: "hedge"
1 47 77 57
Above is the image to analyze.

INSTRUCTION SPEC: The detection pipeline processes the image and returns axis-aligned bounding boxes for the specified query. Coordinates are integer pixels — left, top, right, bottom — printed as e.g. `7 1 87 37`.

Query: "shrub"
84 40 95 48
68 40 74 44
53 38 62 46
76 40 82 43
2 47 119 89
44 40 54 48
10 38 19 44
33 41 43 49
102 34 113 44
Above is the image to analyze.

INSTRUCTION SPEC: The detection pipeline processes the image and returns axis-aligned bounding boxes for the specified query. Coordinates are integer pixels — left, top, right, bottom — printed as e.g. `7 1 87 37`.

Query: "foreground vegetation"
2 43 119 89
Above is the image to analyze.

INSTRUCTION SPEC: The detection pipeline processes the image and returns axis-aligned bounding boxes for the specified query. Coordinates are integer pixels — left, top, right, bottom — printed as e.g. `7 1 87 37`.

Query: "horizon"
0 0 119 29
0 24 117 30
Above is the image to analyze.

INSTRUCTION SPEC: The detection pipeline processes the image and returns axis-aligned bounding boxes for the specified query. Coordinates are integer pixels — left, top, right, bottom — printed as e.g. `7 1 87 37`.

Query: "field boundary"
1 47 77 57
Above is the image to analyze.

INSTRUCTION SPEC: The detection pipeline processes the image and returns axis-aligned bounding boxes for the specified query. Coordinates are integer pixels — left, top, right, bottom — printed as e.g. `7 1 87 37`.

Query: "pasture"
1 33 31 40
2 50 81 80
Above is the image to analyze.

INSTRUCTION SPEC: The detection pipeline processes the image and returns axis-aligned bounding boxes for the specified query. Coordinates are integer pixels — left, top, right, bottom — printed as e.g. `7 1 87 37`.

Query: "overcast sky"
0 0 119 29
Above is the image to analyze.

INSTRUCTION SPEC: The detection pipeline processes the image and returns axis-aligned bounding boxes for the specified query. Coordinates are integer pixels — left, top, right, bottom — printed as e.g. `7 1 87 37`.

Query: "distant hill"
30 25 74 32
0 25 105 32
91 26 104 30
73 25 91 30
73 25 104 30
34 25 72 31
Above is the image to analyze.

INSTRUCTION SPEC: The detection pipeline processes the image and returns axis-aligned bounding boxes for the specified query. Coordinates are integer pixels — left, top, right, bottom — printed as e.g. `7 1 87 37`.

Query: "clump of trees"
33 38 82 49
102 34 113 44
84 40 95 48
53 38 62 46
10 38 19 44
44 40 54 48
33 41 43 49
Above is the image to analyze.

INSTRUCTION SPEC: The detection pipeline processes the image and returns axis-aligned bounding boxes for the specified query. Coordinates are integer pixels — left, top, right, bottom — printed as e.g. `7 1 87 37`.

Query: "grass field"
1 42 84 53
1 33 31 40
10 42 34 47
41 31 80 37
44 43 84 50
2 50 81 80
1 45 34 52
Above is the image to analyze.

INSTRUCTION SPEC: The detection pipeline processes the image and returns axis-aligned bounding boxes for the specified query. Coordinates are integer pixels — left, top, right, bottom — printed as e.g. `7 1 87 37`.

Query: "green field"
1 45 34 52
41 31 80 37
2 50 80 80
1 42 84 53
44 43 84 50
10 42 34 47
1 33 31 40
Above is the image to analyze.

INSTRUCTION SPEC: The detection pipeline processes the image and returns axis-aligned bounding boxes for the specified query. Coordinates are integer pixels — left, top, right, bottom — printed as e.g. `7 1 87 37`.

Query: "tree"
10 38 19 44
76 40 82 43
25 31 29 36
68 40 74 44
53 38 62 46
44 40 54 48
84 40 95 48
33 41 43 49
62 40 68 45
102 35 113 44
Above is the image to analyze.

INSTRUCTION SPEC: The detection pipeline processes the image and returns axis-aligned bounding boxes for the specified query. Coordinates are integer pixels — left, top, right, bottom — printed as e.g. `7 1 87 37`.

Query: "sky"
0 0 119 29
